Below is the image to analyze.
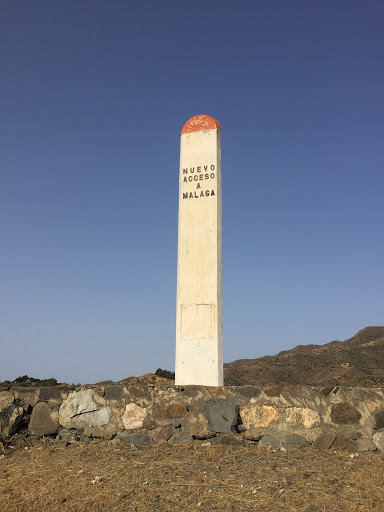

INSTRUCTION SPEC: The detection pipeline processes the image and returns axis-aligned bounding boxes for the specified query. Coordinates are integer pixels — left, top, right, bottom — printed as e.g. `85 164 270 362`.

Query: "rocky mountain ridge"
224 326 384 387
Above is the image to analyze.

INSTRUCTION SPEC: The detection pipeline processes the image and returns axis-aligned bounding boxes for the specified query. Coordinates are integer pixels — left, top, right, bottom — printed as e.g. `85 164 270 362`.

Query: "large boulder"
0 391 14 411
59 389 110 428
29 402 59 436
122 403 147 430
241 405 279 429
203 397 239 433
0 403 24 435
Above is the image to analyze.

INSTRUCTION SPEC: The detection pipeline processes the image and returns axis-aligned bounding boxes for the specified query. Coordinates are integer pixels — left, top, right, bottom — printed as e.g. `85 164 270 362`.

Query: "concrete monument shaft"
175 115 223 386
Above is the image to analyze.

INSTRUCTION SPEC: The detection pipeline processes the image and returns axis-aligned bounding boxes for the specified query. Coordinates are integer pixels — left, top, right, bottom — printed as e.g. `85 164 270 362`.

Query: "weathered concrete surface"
175 115 223 386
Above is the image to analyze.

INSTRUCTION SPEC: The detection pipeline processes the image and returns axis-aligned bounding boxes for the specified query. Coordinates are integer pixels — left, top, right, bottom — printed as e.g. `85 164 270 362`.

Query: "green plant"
0 416 18 453
155 368 175 380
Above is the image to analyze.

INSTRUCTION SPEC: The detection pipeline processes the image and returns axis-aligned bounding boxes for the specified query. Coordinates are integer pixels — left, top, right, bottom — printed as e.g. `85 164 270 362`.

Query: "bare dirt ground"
1 442 384 512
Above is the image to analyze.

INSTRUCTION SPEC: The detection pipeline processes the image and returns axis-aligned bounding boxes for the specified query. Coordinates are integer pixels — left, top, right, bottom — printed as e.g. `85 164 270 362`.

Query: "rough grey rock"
181 411 213 439
313 432 336 450
59 389 110 428
173 429 193 444
83 425 115 440
203 397 239 433
373 432 384 453
25 436 44 447
12 388 40 407
373 409 384 430
259 434 309 450
331 403 361 424
56 429 79 443
0 391 14 411
116 432 154 447
234 386 261 398
210 434 246 446
180 386 207 397
0 403 24 435
104 386 124 401
39 387 62 401
29 402 59 436
355 438 376 452
331 435 357 452
150 426 174 443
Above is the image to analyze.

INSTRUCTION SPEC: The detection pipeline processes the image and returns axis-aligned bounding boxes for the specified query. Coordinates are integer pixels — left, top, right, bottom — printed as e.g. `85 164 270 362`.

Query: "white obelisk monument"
175 115 223 386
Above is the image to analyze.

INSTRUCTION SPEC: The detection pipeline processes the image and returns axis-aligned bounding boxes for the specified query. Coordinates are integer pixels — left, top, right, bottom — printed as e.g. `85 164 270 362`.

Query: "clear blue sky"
1 1 383 384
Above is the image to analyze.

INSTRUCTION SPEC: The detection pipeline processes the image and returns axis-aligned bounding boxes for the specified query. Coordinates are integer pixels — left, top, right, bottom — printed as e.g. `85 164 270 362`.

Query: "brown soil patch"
1 443 383 512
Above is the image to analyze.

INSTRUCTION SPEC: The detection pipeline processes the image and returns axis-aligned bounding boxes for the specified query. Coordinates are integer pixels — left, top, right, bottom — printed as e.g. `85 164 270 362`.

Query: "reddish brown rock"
153 403 186 420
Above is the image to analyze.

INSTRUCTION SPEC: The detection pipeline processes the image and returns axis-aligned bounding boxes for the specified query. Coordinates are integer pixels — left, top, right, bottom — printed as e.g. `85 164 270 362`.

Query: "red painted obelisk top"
181 115 221 135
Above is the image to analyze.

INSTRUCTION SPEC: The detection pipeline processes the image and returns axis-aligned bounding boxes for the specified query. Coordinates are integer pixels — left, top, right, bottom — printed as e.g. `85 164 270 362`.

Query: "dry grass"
1 442 384 512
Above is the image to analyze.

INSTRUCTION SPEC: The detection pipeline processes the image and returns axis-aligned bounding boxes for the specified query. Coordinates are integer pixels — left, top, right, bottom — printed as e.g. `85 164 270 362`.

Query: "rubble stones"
241 405 279 429
259 434 308 450
0 404 23 435
104 386 124 401
373 432 384 453
59 390 111 428
12 388 39 407
39 387 62 401
122 403 147 430
182 411 213 439
286 407 320 428
373 408 384 429
331 403 361 424
29 402 59 436
234 385 261 398
150 426 174 443
173 429 193 444
313 432 336 450
3 383 384 453
0 391 14 411
203 397 239 433
116 432 154 447
152 402 187 426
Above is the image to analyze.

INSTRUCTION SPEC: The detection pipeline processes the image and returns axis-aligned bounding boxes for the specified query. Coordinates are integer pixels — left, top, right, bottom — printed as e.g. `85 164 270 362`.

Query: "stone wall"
1 384 384 452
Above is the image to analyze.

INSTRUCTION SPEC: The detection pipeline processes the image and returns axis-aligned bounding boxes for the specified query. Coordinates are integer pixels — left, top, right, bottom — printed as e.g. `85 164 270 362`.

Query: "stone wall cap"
181 115 220 135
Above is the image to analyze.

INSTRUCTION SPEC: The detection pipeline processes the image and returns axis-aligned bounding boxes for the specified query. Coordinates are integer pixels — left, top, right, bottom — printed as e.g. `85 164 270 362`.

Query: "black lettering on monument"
210 173 215 179
200 191 204 197
189 192 193 198
205 190 210 196
190 167 194 173
210 165 215 170
194 191 198 198
205 174 209 180
194 175 198 181
204 165 208 171
197 166 201 172
188 176 193 182
197 183 201 189
199 174 203 180
183 192 188 199
183 168 188 174
211 189 215 196
183 177 187 183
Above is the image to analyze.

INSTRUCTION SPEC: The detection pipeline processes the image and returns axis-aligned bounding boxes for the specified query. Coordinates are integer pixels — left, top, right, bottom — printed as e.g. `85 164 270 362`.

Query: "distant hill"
224 326 384 387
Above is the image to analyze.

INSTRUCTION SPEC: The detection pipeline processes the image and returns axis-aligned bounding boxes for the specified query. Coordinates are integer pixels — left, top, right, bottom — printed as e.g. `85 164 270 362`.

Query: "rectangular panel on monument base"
175 115 223 386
